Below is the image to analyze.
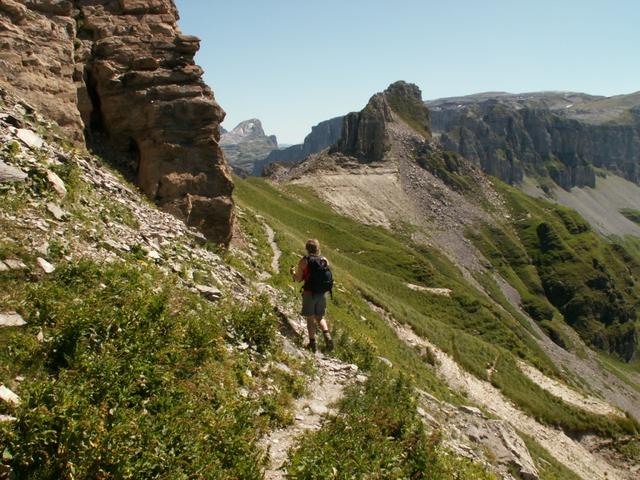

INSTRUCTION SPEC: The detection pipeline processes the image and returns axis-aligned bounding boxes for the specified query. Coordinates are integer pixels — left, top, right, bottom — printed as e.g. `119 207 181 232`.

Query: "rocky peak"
219 118 278 174
336 81 431 162
0 0 234 245
221 119 268 143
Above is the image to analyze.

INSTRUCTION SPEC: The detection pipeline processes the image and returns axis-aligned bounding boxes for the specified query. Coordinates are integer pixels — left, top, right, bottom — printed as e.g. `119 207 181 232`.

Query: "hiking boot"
322 331 334 352
306 339 317 353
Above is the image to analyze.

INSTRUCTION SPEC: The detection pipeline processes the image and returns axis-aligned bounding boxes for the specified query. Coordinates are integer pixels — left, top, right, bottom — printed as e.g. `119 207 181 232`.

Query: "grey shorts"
301 292 327 317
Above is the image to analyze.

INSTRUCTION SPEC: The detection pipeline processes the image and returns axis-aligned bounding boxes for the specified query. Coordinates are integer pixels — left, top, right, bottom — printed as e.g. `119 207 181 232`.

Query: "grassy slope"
234 177 639 441
471 180 640 362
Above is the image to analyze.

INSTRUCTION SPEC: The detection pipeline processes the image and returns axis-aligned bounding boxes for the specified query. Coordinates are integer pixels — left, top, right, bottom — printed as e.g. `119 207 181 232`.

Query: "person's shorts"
301 292 327 317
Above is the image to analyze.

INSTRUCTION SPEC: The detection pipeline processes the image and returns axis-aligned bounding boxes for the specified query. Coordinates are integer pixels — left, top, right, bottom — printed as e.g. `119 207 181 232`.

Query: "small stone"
308 401 329 416
273 362 292 375
36 257 55 274
147 249 161 260
37 329 45 342
0 261 8 272
3 259 26 270
0 160 27 183
35 241 49 255
46 202 68 220
46 170 67 197
0 385 20 405
0 312 26 327
15 376 25 382
459 405 484 417
377 356 393 368
0 415 17 423
16 128 44 149
195 284 222 300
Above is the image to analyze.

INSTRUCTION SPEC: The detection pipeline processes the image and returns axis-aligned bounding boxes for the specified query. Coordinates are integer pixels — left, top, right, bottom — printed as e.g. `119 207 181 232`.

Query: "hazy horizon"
175 0 640 144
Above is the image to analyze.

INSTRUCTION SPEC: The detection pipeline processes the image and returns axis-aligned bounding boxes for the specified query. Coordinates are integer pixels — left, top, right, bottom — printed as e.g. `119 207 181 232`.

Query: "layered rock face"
219 118 277 175
429 93 640 189
336 81 431 161
253 116 343 175
0 0 83 140
0 0 234 245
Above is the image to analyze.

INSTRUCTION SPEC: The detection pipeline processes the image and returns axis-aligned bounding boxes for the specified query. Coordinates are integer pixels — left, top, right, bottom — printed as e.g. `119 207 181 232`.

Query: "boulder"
36 257 55 273
0 312 26 327
16 129 44 149
0 160 27 183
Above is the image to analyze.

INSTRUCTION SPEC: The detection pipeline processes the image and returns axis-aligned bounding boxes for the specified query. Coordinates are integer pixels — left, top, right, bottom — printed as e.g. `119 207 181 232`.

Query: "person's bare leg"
318 317 329 333
318 317 333 350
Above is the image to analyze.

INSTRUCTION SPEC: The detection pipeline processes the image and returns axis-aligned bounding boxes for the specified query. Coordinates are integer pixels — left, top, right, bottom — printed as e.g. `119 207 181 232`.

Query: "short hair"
305 239 320 255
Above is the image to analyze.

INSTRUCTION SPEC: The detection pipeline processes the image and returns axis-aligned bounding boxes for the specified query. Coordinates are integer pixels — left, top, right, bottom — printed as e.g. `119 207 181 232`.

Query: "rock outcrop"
428 92 640 189
254 116 344 175
336 81 431 162
219 118 277 175
0 0 234 245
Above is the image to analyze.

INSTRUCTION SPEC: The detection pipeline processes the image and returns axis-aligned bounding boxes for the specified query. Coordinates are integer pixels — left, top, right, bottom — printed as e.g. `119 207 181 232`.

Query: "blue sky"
174 0 639 144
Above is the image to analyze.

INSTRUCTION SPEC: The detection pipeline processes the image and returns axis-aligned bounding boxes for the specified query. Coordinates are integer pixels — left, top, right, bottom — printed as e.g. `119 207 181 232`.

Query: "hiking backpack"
304 256 334 296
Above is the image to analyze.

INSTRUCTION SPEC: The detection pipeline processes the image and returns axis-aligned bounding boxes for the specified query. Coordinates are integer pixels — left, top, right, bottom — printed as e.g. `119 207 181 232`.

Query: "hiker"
290 239 334 353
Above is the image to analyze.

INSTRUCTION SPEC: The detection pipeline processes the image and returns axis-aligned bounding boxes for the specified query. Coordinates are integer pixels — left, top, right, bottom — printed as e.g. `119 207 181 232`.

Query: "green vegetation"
520 434 582 480
0 260 306 478
415 148 474 192
620 208 640 225
234 177 639 440
471 180 640 362
385 87 431 139
286 370 495 479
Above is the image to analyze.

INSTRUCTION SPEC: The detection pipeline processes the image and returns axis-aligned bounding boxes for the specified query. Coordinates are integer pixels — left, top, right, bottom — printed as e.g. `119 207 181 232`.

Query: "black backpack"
303 256 334 296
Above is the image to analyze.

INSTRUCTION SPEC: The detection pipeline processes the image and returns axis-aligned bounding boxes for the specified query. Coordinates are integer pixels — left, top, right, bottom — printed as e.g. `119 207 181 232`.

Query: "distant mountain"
219 119 278 174
427 91 640 189
252 116 344 176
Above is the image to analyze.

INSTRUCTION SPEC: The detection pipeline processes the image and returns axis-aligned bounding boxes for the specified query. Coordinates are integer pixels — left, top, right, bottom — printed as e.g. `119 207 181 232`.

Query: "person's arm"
291 257 307 282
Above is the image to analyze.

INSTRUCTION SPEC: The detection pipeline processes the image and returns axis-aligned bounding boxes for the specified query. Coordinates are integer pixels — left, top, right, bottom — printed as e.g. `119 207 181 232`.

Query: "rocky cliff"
336 81 431 161
428 92 640 190
219 118 277 175
0 0 234 245
253 116 344 175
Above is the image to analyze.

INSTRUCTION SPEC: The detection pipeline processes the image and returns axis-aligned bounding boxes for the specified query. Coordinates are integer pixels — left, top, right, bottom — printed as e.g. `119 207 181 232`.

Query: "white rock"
376 356 393 368
46 202 68 220
0 160 27 183
147 250 161 260
36 257 55 274
0 312 26 327
35 241 49 255
16 128 44 149
308 401 329 416
195 284 222 300
3 259 27 270
459 405 485 417
0 385 20 405
46 169 67 197
0 261 8 272
0 415 17 423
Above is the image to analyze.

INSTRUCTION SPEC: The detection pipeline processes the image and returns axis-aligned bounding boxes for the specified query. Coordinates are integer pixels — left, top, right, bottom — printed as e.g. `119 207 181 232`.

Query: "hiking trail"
260 353 362 480
263 223 281 274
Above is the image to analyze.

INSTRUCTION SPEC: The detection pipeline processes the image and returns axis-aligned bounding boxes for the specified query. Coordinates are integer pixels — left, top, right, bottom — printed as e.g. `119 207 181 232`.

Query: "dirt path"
261 354 361 480
373 304 630 480
518 361 624 418
263 223 281 274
